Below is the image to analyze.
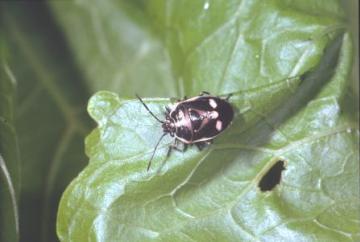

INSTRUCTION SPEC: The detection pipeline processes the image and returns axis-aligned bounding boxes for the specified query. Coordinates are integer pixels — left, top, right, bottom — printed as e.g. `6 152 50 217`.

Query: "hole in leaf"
259 160 285 192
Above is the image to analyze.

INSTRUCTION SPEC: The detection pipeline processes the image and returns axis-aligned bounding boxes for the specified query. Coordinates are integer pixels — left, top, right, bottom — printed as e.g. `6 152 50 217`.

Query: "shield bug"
136 92 234 170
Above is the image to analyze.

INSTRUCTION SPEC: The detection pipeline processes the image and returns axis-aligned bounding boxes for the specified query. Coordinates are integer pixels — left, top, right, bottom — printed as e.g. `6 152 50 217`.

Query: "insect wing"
185 96 234 142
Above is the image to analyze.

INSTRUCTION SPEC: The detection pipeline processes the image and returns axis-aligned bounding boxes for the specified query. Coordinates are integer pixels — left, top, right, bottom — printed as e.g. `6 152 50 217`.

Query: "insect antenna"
136 94 164 123
147 132 167 171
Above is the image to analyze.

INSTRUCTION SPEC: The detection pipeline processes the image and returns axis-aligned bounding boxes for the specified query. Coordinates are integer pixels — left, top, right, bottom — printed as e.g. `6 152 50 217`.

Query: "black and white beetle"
136 92 234 170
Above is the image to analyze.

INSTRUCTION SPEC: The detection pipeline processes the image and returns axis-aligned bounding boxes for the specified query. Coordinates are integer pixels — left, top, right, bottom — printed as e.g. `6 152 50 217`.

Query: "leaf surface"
0 45 20 242
2 3 92 241
2 1 179 241
57 1 359 241
50 0 176 98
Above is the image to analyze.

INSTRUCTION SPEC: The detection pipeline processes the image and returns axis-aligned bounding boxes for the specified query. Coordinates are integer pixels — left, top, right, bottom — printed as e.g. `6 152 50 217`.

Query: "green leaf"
0 45 20 242
2 3 92 242
2 1 180 241
57 1 359 241
49 0 176 98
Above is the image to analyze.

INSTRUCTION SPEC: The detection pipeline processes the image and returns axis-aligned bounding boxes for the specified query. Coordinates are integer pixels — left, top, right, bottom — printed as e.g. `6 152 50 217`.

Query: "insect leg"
175 139 188 152
172 94 192 102
225 93 232 101
166 140 187 158
195 141 212 151
176 96 187 102
217 93 233 100
199 91 210 96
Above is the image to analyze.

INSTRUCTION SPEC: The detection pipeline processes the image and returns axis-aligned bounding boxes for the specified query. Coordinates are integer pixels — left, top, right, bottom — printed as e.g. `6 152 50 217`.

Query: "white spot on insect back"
209 111 219 119
216 120 223 131
203 2 210 10
209 99 217 108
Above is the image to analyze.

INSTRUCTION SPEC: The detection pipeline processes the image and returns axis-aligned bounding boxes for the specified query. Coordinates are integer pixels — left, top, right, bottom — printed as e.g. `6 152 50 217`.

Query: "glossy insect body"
136 92 234 170
163 95 234 144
